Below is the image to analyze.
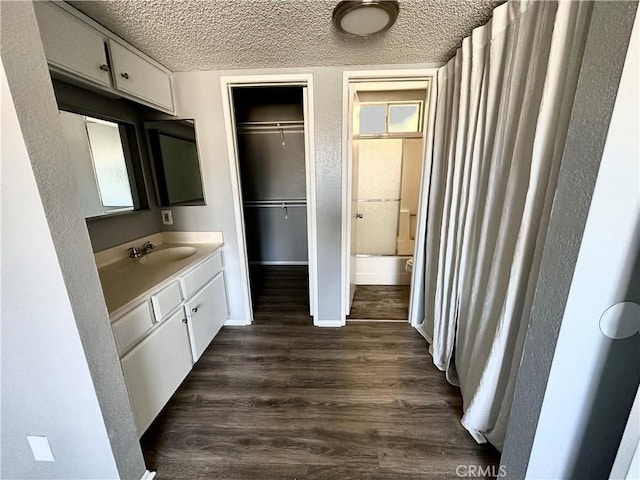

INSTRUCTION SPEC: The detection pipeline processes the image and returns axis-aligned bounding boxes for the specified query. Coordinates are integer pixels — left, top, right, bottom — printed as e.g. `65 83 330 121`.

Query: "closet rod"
237 121 304 131
243 200 306 208
243 204 306 208
237 120 304 126
243 199 306 204
237 126 304 132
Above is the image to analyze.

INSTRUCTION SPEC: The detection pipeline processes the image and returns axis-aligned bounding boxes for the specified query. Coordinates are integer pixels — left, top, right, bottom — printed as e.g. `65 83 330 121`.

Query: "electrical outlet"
27 436 55 462
161 210 173 225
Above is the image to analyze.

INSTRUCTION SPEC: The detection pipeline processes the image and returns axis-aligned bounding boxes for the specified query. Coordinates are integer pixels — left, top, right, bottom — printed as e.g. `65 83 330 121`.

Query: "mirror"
145 120 205 207
58 110 147 219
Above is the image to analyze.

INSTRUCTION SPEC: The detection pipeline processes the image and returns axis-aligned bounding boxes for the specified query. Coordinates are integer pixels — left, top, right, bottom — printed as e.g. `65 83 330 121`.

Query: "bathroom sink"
139 246 197 265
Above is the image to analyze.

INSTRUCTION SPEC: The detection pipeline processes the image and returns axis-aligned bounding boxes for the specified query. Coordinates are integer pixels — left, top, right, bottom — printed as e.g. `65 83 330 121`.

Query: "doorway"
221 76 318 326
341 72 438 324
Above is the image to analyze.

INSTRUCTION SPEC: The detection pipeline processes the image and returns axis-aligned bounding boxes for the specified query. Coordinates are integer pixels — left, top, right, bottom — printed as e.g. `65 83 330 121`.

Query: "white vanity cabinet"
110 248 228 436
33 1 175 114
120 309 193 436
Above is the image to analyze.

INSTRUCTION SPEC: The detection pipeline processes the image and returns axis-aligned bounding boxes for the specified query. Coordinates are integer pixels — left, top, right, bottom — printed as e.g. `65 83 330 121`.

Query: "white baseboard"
224 318 251 326
249 261 309 265
347 318 408 323
141 470 156 480
315 319 345 327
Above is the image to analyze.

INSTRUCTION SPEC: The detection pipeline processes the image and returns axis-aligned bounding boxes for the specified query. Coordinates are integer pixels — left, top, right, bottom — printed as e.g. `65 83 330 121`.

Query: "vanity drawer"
150 280 183 322
112 301 154 356
182 252 223 298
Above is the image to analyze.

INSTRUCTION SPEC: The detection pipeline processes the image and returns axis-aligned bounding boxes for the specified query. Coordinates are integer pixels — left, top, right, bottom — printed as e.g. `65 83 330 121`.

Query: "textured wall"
525 8 639 477
500 2 638 478
0 2 145 478
171 63 440 323
1 59 120 480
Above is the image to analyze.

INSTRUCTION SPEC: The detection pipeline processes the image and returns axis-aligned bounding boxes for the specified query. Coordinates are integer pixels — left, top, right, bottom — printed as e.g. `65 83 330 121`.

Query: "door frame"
340 69 439 325
220 74 318 325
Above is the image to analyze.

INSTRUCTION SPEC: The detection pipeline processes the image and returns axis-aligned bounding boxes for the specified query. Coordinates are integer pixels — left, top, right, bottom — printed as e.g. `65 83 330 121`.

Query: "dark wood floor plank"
348 285 411 321
140 266 499 479
250 265 313 325
139 461 307 480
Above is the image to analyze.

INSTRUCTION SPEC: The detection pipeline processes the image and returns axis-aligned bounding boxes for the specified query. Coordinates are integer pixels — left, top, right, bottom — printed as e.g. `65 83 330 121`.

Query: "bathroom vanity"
34 0 227 440
96 233 228 436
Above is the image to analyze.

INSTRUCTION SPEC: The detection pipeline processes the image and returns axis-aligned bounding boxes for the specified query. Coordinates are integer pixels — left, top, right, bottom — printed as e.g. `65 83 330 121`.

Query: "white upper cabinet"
34 1 175 114
109 40 174 112
34 2 111 88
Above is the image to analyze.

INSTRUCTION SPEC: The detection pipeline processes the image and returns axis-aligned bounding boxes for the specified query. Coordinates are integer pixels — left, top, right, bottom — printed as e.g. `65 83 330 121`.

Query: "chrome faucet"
128 241 155 259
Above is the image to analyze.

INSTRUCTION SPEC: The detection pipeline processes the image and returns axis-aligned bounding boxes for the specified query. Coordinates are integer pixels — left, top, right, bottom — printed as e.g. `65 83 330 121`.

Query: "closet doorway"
221 76 317 326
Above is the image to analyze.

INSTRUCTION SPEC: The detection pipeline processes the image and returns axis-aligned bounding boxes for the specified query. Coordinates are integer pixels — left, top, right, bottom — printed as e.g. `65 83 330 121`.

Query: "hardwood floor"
347 285 411 321
140 266 499 479
249 265 312 326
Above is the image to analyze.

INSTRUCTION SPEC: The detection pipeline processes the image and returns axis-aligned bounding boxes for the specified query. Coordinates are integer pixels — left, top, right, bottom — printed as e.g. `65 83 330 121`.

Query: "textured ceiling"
69 0 504 72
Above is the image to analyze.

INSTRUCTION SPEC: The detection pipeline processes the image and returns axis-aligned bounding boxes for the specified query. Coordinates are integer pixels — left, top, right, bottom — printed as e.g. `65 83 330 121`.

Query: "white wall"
526 12 639 478
171 63 441 323
0 63 120 480
1 3 145 477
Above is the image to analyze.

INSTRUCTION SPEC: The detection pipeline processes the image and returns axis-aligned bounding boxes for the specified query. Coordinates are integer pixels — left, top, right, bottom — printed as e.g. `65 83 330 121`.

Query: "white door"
347 86 361 314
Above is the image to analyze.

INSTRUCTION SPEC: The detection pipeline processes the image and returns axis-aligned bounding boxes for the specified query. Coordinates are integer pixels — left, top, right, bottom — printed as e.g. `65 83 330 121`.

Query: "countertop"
98 242 223 318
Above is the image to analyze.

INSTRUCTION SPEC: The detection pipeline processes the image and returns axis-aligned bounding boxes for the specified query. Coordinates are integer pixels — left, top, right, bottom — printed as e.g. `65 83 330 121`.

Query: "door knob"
191 306 199 313
99 64 109 71
355 213 363 219
120 72 129 79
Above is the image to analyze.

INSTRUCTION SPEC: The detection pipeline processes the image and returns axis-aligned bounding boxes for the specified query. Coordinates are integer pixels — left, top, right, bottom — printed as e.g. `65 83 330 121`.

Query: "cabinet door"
34 2 111 88
109 40 174 111
120 309 193 437
186 273 229 362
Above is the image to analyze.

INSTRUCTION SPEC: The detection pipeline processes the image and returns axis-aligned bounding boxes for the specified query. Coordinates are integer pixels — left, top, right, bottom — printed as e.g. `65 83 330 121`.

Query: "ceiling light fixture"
332 0 400 37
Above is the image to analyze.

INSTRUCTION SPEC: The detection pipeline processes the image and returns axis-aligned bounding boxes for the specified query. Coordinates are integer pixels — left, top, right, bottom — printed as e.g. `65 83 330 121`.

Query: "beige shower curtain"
416 0 593 449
